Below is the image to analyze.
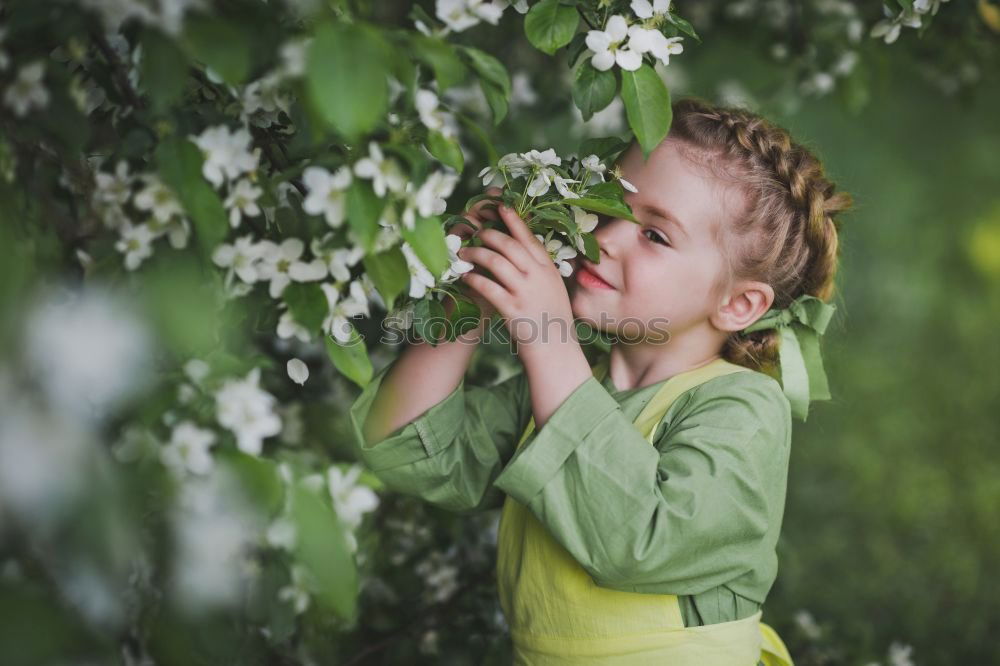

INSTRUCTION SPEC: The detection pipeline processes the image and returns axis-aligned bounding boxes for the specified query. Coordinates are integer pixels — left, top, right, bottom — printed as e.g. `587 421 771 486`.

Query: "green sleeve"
347 358 531 514
492 370 791 606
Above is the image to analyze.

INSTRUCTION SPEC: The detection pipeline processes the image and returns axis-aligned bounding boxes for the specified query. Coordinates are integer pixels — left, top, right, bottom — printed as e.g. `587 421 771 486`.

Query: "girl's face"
568 139 743 343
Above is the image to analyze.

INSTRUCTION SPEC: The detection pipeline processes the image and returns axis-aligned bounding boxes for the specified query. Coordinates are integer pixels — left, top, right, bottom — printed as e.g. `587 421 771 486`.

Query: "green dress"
347 352 792 630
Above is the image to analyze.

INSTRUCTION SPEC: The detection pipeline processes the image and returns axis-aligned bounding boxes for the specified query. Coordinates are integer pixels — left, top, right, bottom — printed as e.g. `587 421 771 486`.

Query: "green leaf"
668 13 701 42
324 328 373 388
581 231 600 262
579 136 632 164
283 282 327 333
291 482 358 622
307 22 390 141
400 215 449 279
621 64 672 159
585 181 625 201
565 32 590 68
525 0 580 55
155 137 227 253
560 197 637 222
218 449 284 518
572 61 617 121
412 298 448 345
412 35 468 90
425 130 464 172
480 81 509 126
182 15 251 85
456 112 499 165
459 46 511 95
346 180 385 254
447 296 481 339
140 28 188 112
362 247 410 313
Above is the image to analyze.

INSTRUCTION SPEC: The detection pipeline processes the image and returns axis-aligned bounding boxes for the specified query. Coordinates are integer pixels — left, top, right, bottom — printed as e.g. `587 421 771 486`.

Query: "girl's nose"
594 216 630 260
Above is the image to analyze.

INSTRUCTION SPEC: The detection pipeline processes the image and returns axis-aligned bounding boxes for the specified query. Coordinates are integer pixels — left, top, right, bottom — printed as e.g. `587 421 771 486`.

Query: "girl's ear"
711 280 774 333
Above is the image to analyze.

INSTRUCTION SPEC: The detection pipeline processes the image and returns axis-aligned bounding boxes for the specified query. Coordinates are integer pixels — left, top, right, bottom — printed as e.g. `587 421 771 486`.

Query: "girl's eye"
642 228 670 246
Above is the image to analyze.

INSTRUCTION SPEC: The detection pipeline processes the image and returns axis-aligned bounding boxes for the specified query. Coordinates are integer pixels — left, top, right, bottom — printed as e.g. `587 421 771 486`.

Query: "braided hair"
661 96 853 377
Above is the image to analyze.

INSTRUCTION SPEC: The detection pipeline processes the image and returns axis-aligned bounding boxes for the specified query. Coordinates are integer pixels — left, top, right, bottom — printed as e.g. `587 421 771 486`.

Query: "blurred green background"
468 20 1000 664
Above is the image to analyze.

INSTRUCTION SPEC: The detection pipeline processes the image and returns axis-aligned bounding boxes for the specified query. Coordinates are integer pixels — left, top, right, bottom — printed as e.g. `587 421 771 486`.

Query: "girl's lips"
576 263 615 290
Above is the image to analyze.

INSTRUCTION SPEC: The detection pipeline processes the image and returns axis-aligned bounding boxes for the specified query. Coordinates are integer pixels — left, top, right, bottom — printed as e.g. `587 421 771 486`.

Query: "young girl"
348 96 853 665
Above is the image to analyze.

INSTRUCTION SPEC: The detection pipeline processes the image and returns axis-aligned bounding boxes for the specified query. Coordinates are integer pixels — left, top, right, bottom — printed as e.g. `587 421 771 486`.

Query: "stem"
92 32 145 110
517 167 536 217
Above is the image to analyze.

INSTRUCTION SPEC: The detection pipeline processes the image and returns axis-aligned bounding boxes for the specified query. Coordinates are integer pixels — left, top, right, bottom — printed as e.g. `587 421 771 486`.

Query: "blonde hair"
663 96 854 377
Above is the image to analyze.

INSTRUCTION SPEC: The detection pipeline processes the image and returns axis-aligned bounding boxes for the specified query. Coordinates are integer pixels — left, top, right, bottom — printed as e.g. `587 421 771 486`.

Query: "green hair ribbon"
739 293 837 422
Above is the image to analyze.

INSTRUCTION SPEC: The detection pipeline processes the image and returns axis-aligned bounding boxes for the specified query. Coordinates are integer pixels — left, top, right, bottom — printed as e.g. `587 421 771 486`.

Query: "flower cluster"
469 147 637 278
585 3 685 72
870 0 952 44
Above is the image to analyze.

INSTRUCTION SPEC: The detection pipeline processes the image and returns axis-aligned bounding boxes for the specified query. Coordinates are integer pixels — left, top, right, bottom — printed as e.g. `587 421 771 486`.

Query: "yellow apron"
495 355 795 665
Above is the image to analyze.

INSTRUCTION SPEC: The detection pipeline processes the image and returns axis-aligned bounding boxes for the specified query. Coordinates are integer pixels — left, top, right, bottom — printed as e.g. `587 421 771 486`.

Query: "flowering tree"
0 0 994 663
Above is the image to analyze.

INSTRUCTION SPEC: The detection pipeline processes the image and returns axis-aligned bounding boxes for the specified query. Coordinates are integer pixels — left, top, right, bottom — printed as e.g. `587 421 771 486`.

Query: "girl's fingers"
455 187 504 239
459 246 525 292
475 228 537 274
497 204 551 265
459 272 509 312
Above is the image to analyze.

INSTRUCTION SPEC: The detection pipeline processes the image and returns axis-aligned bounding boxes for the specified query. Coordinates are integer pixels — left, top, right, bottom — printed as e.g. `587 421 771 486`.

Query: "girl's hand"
449 187 503 320
456 204 577 361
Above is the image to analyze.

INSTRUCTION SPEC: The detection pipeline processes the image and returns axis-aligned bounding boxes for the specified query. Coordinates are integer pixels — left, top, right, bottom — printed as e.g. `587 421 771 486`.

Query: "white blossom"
570 205 599 252
24 287 152 421
265 517 297 550
133 174 184 223
3 61 49 116
278 565 312 614
311 234 365 283
302 166 352 228
160 421 217 476
353 142 406 197
631 0 672 21
189 125 260 188
402 171 460 229
401 242 437 299
440 233 475 282
212 234 264 284
887 641 915 666
627 26 684 67
436 0 504 33
535 233 578 277
115 222 156 270
286 358 309 385
155 216 191 249
170 472 256 613
521 148 561 168
586 15 643 72
223 178 262 228
327 464 379 531
509 71 537 108
94 160 133 210
277 310 312 343
320 282 368 343
415 88 459 139
349 275 382 316
257 238 327 299
383 301 415 332
554 175 580 199
793 609 823 640
280 38 311 78
214 367 282 456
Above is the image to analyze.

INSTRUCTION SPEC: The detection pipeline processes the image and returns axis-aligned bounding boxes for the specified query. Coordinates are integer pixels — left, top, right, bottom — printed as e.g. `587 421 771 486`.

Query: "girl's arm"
350 188 531 513
362 190 500 446
360 304 485 447
348 344 532 513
